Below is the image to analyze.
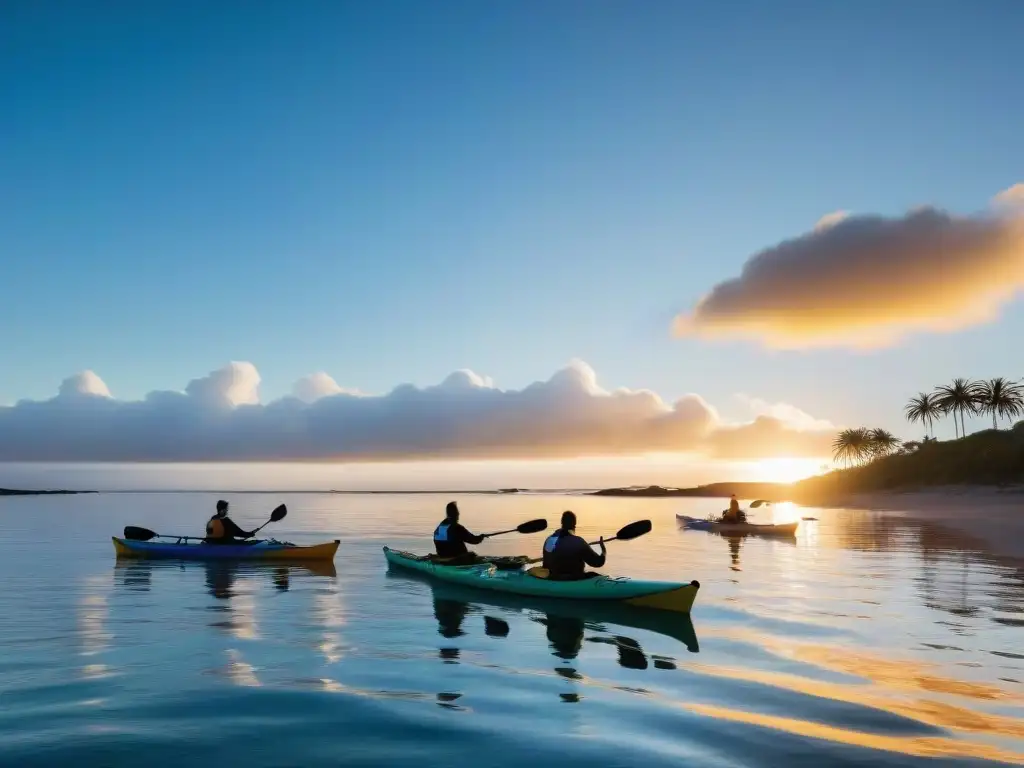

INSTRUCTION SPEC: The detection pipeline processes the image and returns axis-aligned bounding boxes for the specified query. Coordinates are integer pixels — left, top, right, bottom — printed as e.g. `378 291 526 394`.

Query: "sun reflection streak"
77 575 113 679
315 590 346 665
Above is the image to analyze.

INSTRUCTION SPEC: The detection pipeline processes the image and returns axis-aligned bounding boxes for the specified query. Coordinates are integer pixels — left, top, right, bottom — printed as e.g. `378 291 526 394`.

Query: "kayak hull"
383 547 699 613
112 537 340 562
677 514 798 536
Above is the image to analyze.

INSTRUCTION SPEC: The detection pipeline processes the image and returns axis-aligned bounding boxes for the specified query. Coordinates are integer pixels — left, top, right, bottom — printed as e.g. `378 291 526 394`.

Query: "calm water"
1 493 1022 767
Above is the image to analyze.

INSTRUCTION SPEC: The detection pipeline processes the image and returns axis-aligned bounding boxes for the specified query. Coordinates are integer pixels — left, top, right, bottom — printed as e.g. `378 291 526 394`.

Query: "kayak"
390 567 699 652
677 514 799 536
112 537 340 562
383 546 700 613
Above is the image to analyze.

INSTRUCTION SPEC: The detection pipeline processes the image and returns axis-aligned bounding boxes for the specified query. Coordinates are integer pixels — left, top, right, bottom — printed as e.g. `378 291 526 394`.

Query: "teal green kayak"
382 546 700 613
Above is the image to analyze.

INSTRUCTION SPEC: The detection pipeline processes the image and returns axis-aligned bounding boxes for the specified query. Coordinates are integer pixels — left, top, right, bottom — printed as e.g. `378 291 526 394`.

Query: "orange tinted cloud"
674 192 1024 349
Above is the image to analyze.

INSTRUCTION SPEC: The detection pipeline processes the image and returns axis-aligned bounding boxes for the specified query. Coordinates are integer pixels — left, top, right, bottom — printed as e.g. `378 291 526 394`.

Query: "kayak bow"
112 537 340 562
383 547 700 613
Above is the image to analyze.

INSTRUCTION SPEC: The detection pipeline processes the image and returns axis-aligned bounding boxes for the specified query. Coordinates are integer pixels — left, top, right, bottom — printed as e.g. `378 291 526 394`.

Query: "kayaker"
541 511 606 581
433 501 485 563
723 495 746 524
206 500 255 544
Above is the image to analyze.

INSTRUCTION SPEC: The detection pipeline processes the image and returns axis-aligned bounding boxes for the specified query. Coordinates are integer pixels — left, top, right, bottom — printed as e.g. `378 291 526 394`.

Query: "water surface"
1 493 1022 766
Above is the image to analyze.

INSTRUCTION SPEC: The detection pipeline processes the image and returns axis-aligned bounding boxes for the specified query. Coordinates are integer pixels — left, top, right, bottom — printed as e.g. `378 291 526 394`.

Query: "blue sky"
2 1 1023 444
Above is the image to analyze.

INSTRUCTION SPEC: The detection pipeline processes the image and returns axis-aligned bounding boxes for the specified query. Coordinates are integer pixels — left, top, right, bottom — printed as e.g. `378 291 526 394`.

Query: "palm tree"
901 440 922 454
933 378 982 439
832 427 873 467
975 378 1024 430
904 392 942 439
868 428 901 457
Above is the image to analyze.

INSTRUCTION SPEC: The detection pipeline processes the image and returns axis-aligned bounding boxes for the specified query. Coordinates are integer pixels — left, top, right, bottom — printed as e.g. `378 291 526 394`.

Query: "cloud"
674 193 1024 349
994 183 1024 210
814 210 849 231
292 372 361 403
733 394 835 433
0 360 834 462
59 371 112 399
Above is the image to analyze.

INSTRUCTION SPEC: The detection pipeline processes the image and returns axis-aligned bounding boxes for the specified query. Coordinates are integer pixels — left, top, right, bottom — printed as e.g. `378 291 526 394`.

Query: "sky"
2 1 1023 484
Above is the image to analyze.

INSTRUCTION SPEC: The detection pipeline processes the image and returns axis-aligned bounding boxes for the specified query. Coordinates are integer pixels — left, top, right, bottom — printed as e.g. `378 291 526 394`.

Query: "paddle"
123 504 288 542
248 504 288 536
123 525 186 542
525 519 651 564
480 518 548 539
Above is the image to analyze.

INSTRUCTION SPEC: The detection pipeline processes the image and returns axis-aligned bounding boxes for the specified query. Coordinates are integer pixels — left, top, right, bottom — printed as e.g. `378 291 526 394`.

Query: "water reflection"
394 569 698 685
677 522 798 573
828 512 1024 628
113 558 338 641
77 574 113 680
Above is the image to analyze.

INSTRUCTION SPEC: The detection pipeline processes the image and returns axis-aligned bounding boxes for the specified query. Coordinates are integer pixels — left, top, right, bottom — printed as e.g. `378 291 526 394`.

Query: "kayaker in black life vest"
206 500 255 544
433 501 484 562
541 510 606 581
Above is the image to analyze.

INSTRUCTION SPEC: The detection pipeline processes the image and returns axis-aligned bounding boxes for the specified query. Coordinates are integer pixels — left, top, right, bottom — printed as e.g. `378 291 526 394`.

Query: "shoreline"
0 488 94 496
829 487 1024 564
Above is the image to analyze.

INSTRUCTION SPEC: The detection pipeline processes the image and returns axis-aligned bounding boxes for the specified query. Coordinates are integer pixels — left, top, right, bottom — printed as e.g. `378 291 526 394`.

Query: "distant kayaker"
723 495 746 524
206 500 255 544
433 501 485 562
541 511 606 581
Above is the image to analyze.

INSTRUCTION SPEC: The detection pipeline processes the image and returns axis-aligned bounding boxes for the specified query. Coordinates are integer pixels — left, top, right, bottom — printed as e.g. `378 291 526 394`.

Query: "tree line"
832 377 1024 466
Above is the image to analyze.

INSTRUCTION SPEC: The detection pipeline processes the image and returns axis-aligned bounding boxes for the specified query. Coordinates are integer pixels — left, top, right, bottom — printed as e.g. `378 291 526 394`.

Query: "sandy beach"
835 486 1024 564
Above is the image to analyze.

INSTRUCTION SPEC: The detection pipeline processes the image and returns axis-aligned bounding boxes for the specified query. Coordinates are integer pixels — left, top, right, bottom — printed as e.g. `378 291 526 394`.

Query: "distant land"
0 488 95 496
593 430 1024 504
590 482 790 499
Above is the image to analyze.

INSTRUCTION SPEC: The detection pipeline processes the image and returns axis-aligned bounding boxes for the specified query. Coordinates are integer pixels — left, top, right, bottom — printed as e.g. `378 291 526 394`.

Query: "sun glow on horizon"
742 457 828 484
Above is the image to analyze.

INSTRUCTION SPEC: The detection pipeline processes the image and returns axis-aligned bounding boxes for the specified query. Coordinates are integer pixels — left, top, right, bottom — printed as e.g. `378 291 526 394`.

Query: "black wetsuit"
433 519 484 558
541 529 606 580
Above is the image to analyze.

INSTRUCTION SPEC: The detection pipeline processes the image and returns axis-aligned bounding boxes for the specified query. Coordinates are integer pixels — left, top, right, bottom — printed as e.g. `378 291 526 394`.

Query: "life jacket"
206 516 226 540
433 520 467 557
543 530 564 554
541 529 568 571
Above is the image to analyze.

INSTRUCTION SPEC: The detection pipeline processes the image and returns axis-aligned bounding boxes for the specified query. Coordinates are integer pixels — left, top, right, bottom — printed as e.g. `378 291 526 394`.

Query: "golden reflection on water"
685 702 1024 765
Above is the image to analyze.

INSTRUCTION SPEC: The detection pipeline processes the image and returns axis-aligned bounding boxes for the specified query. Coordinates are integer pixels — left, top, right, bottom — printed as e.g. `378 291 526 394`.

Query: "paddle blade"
270 504 288 522
123 525 157 541
615 519 652 541
516 518 547 534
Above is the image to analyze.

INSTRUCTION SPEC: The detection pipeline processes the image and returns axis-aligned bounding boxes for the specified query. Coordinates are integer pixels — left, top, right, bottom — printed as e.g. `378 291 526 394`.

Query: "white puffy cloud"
0 360 835 462
59 371 112 399
674 191 1024 349
733 394 835 433
292 372 355 403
